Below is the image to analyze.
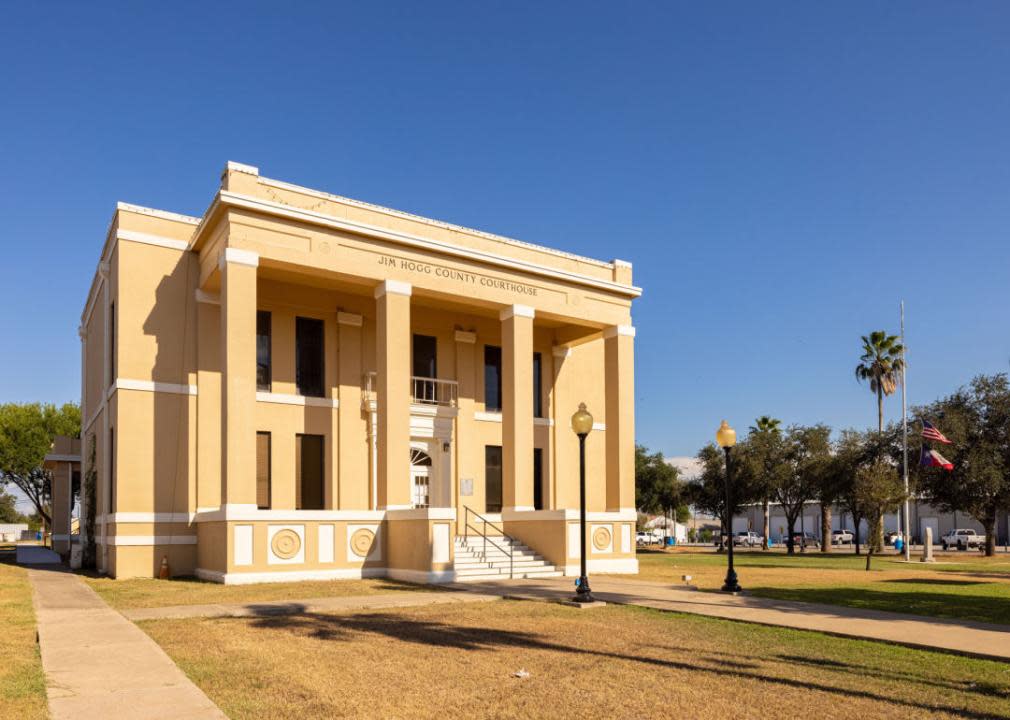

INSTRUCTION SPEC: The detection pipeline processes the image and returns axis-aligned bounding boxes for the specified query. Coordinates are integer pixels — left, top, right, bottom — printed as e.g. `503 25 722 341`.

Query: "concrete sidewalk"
450 576 1010 662
123 589 500 621
27 564 227 720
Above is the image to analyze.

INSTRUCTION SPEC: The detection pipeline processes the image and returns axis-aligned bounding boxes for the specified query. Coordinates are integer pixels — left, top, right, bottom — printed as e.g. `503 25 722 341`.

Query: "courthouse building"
79 162 640 583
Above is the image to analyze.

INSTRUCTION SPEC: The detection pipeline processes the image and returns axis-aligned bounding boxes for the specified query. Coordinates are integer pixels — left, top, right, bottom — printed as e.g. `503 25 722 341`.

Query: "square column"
220 249 259 507
375 280 412 509
501 304 535 511
604 325 636 511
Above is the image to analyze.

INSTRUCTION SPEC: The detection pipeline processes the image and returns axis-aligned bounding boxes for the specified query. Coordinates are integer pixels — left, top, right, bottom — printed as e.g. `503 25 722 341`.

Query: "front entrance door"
410 448 432 509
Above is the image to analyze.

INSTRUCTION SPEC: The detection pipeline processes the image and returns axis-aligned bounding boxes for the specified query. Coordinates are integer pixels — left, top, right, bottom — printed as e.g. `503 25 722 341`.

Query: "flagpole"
901 301 911 561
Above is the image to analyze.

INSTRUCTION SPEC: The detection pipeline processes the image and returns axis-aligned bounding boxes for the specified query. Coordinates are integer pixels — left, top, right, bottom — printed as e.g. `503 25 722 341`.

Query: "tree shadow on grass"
235 610 1007 719
886 578 989 587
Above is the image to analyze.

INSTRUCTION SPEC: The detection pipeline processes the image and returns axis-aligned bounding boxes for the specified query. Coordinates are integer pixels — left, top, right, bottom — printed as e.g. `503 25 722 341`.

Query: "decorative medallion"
592 526 612 551
270 529 301 560
350 528 375 558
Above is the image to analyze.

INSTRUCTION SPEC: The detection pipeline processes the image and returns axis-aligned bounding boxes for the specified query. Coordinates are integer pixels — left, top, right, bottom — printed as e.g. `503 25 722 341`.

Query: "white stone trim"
255 392 338 408
552 346 572 359
474 411 503 423
219 247 260 269
215 190 642 297
533 417 554 427
116 229 189 252
374 279 412 298
234 525 254 565
386 568 457 584
613 259 633 269
107 535 198 546
196 507 386 523
195 289 220 305
603 325 636 339
592 422 606 432
108 512 195 523
116 201 200 225
454 330 477 344
499 304 535 321
385 507 457 521
502 508 637 522
113 379 198 396
563 557 638 575
503 506 535 513
197 566 386 585
337 312 363 327
226 161 260 176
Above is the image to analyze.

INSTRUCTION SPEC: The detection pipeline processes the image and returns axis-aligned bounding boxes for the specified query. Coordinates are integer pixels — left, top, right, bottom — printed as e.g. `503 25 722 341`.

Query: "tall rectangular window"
485 445 502 513
532 352 543 418
108 301 116 386
296 317 324 397
296 434 324 510
256 432 271 509
533 447 544 510
412 334 437 378
256 311 272 392
484 345 502 412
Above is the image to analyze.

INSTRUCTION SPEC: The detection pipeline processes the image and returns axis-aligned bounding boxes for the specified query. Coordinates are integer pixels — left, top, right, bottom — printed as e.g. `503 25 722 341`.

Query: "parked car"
791 532 820 549
732 531 763 547
941 528 985 551
831 529 854 545
636 531 659 545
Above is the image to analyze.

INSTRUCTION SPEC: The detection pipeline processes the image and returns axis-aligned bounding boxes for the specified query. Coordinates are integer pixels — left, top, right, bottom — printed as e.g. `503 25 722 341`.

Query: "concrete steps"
453 536 561 581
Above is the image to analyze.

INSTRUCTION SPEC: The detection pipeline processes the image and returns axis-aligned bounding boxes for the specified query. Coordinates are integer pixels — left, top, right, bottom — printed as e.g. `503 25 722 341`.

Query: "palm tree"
749 416 782 550
855 331 905 434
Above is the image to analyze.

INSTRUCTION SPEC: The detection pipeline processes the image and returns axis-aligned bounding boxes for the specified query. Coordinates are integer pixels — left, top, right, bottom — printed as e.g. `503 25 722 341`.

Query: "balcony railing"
362 372 458 408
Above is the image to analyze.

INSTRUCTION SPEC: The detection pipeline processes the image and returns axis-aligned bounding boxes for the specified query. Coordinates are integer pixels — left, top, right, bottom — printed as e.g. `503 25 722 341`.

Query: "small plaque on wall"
460 478 474 496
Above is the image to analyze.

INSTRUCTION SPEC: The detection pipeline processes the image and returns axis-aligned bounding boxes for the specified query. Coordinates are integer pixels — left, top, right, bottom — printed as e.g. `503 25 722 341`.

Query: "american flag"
922 420 952 444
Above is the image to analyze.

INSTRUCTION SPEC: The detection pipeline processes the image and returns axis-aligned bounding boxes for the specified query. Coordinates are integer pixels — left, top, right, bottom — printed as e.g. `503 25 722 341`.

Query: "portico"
79 162 641 582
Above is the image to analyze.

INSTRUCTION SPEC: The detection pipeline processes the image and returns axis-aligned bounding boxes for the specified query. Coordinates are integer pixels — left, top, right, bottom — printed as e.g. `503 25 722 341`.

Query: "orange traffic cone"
159 555 170 579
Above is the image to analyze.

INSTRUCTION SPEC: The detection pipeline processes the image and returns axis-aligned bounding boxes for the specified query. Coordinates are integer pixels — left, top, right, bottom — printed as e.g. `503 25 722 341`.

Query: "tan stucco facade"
79 162 640 583
44 435 81 557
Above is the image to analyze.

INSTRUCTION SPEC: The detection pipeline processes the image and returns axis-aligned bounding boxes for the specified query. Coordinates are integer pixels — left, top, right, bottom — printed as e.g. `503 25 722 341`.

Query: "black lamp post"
717 420 742 593
571 402 595 603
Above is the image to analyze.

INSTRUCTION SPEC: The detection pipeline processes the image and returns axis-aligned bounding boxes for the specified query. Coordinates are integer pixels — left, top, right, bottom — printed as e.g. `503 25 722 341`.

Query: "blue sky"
1 2 1009 460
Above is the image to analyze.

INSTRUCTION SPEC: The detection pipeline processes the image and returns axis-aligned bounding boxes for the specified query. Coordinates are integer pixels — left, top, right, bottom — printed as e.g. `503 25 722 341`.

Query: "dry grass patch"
141 599 1010 719
84 575 433 611
0 556 48 720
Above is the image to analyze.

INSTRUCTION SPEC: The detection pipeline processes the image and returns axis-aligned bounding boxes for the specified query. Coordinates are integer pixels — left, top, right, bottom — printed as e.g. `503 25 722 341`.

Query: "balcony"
362 372 459 408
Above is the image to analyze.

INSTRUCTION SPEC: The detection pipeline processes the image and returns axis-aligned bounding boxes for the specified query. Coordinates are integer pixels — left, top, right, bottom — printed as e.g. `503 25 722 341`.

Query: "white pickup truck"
941 528 985 551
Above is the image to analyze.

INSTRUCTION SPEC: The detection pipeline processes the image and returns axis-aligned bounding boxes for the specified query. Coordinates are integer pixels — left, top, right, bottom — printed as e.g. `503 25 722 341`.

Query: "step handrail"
463 506 514 579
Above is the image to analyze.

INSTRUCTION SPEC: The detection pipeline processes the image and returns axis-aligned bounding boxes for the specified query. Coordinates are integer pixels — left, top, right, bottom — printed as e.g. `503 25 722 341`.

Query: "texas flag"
920 444 953 471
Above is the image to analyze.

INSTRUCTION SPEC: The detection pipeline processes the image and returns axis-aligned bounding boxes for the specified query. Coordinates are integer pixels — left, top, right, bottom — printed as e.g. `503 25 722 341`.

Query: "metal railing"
411 376 458 406
463 506 514 579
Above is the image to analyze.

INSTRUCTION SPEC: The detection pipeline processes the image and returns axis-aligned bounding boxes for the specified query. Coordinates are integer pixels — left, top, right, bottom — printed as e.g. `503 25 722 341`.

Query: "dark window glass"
296 434 324 510
256 432 271 509
484 345 502 412
256 311 271 392
485 445 502 513
296 317 324 397
108 302 116 386
533 447 544 510
412 334 437 378
533 352 543 418
108 427 115 513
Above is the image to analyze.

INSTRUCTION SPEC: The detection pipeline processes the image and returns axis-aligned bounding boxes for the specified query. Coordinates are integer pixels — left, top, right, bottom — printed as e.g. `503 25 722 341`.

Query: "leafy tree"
855 331 905 434
746 416 786 550
0 402 81 529
835 430 868 554
635 444 682 519
686 442 759 550
914 374 1010 556
0 489 23 524
853 459 906 570
775 425 831 555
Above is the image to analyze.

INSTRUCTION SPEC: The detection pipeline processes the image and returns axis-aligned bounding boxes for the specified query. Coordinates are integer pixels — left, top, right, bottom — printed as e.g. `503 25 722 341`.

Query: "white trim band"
500 304 535 321
117 230 190 252
219 248 260 268
114 379 198 396
256 392 339 408
196 567 386 585
195 507 387 522
374 279 412 298
106 512 195 523
474 411 502 423
603 325 636 339
226 161 260 176
108 535 198 546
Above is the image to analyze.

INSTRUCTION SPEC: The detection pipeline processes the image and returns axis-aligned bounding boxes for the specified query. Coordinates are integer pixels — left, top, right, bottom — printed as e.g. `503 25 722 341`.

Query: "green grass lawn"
629 549 1010 625
0 547 48 720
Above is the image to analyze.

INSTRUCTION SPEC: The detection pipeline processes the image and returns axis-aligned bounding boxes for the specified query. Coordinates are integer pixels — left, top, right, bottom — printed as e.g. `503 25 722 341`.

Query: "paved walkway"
449 576 1010 662
123 590 500 621
27 564 227 720
17 545 61 564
